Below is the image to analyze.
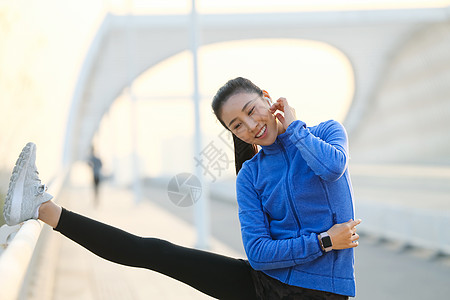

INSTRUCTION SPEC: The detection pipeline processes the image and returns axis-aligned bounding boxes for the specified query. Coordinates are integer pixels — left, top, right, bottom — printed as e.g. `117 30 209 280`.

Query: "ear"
262 90 272 105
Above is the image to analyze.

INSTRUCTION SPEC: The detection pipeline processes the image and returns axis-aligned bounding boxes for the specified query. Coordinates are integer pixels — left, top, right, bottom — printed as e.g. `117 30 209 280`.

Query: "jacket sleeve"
286 119 349 182
236 167 323 271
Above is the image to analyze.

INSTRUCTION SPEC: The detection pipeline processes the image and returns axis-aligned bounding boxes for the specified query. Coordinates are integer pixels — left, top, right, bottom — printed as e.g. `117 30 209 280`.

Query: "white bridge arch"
65 7 450 165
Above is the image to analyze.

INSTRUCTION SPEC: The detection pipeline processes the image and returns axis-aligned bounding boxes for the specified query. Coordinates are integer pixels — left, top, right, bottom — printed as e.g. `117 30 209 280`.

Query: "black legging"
54 208 257 300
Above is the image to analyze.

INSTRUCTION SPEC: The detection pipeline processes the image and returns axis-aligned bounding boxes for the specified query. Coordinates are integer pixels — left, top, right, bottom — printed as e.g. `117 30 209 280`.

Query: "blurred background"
1 0 450 299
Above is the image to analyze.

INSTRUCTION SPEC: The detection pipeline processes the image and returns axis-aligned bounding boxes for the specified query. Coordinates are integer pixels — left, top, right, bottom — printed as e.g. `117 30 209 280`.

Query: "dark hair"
212 77 262 174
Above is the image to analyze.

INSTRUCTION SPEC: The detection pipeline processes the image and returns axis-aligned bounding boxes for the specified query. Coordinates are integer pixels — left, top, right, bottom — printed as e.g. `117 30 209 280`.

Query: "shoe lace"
36 184 48 196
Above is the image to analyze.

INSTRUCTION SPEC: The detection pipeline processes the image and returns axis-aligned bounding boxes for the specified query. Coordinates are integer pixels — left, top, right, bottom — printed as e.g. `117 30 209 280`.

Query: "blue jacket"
236 119 355 296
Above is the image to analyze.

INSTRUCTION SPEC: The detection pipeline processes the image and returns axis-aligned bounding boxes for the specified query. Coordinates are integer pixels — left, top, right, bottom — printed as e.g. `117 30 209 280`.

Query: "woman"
3 78 359 299
212 77 358 298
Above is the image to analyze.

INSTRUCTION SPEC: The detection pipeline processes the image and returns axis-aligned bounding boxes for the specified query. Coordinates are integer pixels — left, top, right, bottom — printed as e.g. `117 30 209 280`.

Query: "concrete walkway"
51 183 241 300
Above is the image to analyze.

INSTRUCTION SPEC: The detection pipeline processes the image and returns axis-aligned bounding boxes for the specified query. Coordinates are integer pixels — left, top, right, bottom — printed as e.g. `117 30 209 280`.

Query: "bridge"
1 5 450 299
65 7 450 164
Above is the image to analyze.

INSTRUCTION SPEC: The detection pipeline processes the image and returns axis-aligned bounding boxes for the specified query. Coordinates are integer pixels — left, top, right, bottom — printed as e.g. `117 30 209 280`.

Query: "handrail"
0 168 67 300
350 163 450 255
0 220 43 299
210 164 450 256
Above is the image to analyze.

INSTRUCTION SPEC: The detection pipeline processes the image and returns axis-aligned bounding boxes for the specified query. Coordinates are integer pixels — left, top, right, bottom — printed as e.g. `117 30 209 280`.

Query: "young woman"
212 77 358 298
3 77 359 300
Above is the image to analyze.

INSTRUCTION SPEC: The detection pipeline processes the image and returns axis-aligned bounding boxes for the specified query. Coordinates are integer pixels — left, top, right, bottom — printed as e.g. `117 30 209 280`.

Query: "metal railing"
0 169 67 300
350 163 450 255
210 163 450 255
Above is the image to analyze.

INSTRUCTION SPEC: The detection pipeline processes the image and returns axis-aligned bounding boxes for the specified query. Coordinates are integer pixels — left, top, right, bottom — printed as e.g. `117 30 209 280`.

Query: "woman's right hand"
269 97 297 131
327 219 362 250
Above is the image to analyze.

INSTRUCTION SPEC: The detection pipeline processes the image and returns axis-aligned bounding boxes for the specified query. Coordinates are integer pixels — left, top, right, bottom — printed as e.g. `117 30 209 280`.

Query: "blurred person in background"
88 146 103 207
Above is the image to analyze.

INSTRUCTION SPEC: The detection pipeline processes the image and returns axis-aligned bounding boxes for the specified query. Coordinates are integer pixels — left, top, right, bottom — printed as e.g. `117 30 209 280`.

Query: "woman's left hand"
269 97 297 130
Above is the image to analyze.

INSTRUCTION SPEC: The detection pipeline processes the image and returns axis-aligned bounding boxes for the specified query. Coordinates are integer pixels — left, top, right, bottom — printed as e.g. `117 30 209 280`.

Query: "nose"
246 117 258 132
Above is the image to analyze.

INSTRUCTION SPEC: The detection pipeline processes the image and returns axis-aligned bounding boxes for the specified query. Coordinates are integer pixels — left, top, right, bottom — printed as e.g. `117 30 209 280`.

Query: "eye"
248 106 255 115
234 123 241 130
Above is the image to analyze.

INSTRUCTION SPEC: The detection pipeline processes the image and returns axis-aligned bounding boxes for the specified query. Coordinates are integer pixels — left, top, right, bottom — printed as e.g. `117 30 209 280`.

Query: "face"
220 92 281 146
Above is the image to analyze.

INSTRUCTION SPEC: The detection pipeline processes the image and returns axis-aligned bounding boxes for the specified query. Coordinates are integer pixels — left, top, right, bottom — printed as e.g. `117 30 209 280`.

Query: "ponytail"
232 134 258 174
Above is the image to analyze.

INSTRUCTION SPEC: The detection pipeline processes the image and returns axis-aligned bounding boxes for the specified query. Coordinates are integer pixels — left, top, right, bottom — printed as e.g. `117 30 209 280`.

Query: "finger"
349 241 359 248
277 97 287 103
343 219 354 230
349 219 362 227
275 113 285 124
351 233 360 242
276 98 286 110
278 97 292 111
269 103 281 112
270 102 278 109
269 107 279 114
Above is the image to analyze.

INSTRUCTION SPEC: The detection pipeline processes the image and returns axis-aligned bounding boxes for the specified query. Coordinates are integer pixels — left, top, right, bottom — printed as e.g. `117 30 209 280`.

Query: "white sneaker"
3 142 53 226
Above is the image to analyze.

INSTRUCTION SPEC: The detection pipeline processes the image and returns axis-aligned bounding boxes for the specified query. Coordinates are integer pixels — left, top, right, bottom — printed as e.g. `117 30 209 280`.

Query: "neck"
277 121 286 135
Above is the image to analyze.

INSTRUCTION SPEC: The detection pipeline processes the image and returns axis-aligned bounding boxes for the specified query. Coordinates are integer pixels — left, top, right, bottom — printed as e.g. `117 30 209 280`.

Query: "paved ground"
142 181 450 300
51 181 450 299
51 183 240 300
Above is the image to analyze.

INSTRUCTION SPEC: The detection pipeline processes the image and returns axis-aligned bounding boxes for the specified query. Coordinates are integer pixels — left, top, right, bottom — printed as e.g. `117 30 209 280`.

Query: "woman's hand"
269 97 297 130
326 219 362 250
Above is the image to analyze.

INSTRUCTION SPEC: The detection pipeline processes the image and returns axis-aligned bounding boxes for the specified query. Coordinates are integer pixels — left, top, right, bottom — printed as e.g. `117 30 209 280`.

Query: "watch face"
322 236 332 248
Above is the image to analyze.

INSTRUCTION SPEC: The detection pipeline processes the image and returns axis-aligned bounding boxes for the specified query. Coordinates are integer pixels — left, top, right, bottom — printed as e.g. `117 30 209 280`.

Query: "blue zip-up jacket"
236 119 355 297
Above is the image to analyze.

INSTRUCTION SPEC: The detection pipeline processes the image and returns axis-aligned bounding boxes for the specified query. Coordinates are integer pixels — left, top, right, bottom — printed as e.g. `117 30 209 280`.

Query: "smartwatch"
319 232 333 252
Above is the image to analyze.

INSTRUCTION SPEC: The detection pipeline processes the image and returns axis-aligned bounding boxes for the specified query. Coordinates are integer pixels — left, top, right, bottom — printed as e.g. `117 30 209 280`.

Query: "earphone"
262 90 273 105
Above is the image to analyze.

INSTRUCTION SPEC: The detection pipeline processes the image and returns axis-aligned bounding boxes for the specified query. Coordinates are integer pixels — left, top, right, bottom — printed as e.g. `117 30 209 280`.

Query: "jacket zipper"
278 140 302 235
279 140 300 284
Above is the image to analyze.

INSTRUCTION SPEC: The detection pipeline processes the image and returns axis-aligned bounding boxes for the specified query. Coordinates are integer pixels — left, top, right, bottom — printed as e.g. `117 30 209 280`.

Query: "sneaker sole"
4 142 36 226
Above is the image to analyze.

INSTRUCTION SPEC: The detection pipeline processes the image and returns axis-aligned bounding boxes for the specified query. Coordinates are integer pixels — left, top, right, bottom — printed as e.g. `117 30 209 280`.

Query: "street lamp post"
190 0 210 250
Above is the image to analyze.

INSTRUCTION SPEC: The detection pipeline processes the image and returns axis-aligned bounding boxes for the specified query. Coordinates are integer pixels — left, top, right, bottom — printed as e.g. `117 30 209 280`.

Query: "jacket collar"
260 131 293 155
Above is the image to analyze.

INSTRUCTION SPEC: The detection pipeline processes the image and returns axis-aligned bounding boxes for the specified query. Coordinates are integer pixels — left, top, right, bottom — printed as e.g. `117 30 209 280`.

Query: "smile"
255 125 267 138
